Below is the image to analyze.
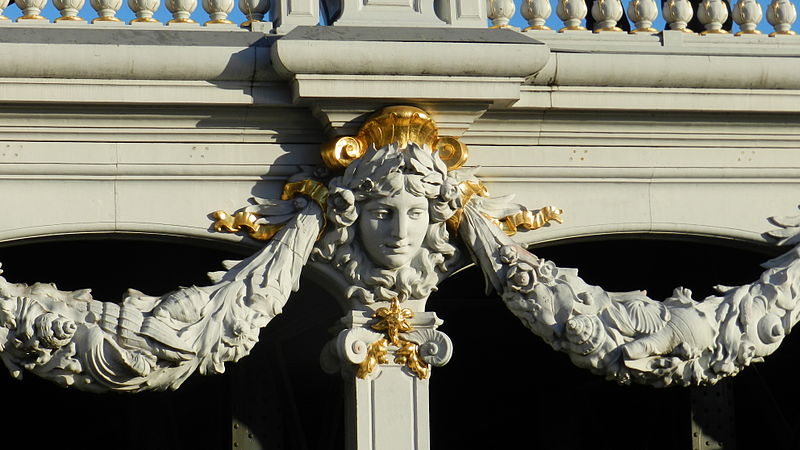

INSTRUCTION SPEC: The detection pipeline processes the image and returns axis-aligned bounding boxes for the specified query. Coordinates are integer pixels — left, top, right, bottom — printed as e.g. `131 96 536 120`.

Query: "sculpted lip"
382 241 411 252
382 244 410 254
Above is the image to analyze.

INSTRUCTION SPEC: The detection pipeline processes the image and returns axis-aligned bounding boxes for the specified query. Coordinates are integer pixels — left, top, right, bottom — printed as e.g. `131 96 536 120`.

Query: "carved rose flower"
507 262 536 294
34 313 77 349
332 188 354 211
499 245 518 265
536 260 557 283
328 187 357 227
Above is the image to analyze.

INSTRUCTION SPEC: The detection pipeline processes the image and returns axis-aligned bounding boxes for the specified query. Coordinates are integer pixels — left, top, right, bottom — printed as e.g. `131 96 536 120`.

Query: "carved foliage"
0 192 324 392
460 197 800 387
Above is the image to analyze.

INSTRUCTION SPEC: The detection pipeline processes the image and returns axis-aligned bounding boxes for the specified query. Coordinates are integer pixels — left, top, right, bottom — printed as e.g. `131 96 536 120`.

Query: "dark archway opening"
429 236 799 450
4 235 799 449
0 235 344 450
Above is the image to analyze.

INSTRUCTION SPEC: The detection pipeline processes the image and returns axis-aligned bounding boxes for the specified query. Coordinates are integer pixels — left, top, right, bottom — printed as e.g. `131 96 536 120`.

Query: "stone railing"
491 0 797 36
0 0 795 35
0 0 485 31
0 0 270 27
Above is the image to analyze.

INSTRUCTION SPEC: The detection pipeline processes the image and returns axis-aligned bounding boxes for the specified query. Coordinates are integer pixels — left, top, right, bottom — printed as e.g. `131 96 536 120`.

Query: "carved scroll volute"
320 106 469 172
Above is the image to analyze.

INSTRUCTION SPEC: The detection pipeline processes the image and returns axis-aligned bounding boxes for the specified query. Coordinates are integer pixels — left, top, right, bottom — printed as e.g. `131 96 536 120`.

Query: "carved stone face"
358 188 429 269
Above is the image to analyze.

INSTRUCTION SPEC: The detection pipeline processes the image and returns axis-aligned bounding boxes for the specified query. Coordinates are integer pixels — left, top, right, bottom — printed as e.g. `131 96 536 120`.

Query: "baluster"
166 0 198 22
239 0 269 27
732 0 762 34
91 0 123 21
591 0 624 31
628 0 658 32
697 0 729 33
557 0 588 30
766 0 797 35
15 0 48 20
203 0 234 23
521 0 552 30
0 0 9 20
663 0 693 30
129 0 161 22
54 0 86 21
488 0 516 28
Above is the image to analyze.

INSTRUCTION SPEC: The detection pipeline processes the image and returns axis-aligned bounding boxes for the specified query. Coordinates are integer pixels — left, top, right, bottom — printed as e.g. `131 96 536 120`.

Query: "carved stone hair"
312 143 460 304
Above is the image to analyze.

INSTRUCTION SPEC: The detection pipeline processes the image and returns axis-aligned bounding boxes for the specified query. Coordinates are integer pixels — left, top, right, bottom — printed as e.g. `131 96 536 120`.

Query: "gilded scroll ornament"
321 106 469 171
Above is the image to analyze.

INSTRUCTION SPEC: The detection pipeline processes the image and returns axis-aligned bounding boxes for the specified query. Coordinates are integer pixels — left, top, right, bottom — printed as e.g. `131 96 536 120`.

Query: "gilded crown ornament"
320 106 469 171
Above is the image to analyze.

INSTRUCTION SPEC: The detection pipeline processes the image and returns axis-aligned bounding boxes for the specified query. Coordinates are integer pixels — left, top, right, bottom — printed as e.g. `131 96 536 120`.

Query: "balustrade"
0 0 268 26
0 0 795 37
488 0 796 34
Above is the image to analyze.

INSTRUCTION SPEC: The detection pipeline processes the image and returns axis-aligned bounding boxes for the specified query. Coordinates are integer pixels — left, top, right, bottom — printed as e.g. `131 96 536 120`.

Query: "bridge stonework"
0 7 799 449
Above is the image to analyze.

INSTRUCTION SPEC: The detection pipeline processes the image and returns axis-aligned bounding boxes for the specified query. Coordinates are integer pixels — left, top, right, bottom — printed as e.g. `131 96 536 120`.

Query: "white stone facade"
0 5 799 448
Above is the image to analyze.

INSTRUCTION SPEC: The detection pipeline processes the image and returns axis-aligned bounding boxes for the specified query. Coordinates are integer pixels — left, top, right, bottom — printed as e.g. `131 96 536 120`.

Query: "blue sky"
2 0 795 35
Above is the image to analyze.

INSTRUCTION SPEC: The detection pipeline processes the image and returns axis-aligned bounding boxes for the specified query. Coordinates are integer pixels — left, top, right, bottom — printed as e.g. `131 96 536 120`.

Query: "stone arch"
427 235 796 449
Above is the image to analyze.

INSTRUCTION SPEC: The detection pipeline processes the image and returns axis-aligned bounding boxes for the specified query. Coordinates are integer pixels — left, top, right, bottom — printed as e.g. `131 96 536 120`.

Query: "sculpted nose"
393 213 408 240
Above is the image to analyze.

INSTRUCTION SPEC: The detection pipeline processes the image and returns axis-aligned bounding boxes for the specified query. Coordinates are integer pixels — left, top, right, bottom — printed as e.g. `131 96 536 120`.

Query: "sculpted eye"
408 209 425 220
372 209 390 220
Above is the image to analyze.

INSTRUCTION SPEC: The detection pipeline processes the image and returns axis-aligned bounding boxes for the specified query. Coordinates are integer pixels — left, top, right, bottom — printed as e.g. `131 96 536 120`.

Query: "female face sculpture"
358 187 430 269
315 143 460 304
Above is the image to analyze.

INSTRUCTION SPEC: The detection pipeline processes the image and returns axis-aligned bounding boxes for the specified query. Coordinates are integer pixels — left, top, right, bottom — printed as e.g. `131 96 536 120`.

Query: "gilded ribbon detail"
447 180 564 236
212 211 283 241
212 179 328 241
